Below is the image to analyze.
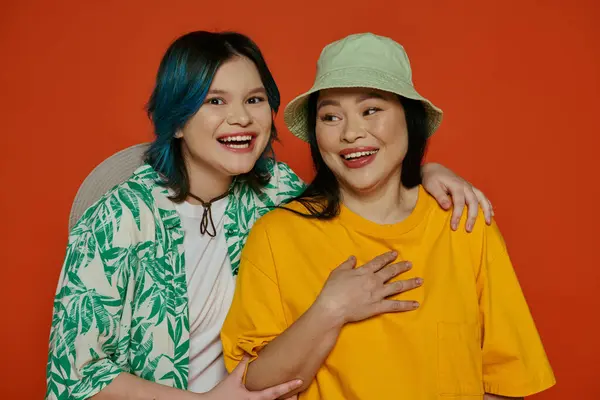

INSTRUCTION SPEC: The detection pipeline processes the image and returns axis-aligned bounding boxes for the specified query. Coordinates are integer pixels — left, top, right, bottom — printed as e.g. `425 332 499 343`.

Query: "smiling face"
315 87 409 195
175 55 273 178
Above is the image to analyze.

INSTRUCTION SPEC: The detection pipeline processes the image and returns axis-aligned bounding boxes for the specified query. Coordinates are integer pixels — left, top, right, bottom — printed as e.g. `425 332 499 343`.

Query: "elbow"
243 363 268 392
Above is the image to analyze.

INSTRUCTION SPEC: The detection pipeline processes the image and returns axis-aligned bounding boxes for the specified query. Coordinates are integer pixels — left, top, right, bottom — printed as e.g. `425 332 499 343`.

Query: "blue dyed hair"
145 31 280 202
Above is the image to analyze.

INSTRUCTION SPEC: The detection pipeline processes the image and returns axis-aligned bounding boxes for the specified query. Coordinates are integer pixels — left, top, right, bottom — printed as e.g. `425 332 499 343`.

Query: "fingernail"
390 251 398 257
405 262 412 269
466 222 472 232
413 301 420 308
415 278 423 285
451 222 457 230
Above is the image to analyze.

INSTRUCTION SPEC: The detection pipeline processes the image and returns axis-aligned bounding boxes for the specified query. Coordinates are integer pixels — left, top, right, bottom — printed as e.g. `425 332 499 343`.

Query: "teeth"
220 135 253 142
225 143 250 149
343 150 378 160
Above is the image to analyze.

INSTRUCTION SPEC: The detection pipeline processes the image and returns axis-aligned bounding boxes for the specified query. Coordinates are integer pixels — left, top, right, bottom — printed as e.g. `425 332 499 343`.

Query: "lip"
339 146 379 169
217 132 258 154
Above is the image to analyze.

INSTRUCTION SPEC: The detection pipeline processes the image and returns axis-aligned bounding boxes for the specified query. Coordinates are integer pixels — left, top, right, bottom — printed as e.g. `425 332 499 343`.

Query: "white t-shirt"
174 197 236 393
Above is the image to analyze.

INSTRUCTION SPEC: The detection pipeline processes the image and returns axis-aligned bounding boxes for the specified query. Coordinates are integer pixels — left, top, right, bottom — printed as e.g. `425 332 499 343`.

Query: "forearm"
484 394 523 400
245 303 342 394
91 372 202 400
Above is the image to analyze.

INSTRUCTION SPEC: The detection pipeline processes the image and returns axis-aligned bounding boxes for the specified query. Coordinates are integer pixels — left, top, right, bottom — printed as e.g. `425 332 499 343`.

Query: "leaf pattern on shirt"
46 160 305 399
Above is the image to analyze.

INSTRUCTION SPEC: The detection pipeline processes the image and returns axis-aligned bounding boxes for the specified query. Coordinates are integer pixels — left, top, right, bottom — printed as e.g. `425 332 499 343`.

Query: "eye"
247 96 266 104
206 97 225 105
363 107 381 116
320 114 341 122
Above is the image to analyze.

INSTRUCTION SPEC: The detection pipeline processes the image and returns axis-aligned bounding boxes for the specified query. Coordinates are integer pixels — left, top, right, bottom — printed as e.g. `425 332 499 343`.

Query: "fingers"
253 379 303 400
362 251 398 273
375 261 412 282
464 187 479 232
425 182 452 210
380 277 423 298
230 356 249 380
335 255 357 271
474 188 493 225
373 299 420 315
449 191 465 231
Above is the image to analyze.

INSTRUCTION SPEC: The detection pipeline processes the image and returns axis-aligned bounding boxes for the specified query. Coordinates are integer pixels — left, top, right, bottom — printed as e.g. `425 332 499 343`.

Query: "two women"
47 31 494 399
222 33 555 399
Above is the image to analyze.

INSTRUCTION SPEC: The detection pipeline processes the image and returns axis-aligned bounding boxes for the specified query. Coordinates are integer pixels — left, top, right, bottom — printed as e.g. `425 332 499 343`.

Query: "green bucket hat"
284 33 443 142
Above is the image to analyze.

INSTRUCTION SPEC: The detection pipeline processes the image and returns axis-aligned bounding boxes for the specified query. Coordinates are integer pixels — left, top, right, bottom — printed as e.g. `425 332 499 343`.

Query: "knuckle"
395 280 405 292
384 263 401 278
376 254 391 264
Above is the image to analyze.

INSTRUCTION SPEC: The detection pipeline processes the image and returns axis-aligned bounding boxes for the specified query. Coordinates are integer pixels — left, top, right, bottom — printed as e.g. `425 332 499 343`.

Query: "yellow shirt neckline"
337 185 433 238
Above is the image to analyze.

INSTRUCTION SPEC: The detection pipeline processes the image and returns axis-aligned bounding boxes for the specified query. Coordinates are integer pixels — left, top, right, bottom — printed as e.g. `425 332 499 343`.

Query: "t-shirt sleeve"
220 221 288 373
477 223 556 396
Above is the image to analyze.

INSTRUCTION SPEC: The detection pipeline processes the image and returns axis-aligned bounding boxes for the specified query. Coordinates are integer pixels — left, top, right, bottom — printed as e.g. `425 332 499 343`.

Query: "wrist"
420 162 438 176
311 297 346 330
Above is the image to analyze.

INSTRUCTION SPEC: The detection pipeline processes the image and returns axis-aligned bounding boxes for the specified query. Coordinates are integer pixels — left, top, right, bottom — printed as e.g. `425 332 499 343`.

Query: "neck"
339 170 418 225
184 158 232 205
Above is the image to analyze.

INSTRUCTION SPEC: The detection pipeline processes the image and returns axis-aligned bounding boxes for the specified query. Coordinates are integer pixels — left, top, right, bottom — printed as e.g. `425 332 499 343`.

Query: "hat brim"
284 66 443 142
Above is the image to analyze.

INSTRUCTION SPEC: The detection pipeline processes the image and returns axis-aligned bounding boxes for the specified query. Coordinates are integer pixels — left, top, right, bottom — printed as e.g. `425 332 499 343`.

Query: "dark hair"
290 92 429 219
144 31 280 202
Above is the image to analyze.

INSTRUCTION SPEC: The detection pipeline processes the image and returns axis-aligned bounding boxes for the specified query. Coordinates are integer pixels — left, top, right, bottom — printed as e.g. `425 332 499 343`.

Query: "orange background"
1 0 598 398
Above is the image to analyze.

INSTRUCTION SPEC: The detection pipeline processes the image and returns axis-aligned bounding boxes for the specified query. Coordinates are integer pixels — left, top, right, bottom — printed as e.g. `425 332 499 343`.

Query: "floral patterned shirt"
46 160 305 400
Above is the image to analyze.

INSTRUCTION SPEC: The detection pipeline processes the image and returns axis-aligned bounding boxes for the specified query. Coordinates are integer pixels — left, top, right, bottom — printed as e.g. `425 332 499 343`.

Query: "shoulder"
241 200 316 271
70 166 163 247
246 200 321 249
421 187 507 263
229 159 306 214
263 159 306 202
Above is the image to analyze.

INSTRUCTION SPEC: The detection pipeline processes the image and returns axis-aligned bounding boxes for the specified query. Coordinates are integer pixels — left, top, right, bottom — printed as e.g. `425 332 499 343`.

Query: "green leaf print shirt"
46 160 306 400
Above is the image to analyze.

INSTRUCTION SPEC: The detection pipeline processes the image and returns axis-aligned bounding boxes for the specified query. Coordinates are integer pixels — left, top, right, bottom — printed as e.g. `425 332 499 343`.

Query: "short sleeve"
220 221 288 373
477 224 556 396
46 199 128 399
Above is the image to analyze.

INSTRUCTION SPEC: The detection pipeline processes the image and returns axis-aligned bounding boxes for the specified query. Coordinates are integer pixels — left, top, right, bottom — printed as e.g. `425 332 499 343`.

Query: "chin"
220 158 259 176
340 177 383 194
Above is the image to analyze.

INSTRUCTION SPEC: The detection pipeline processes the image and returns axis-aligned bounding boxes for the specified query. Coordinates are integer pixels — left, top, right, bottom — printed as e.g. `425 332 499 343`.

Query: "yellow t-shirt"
221 186 555 400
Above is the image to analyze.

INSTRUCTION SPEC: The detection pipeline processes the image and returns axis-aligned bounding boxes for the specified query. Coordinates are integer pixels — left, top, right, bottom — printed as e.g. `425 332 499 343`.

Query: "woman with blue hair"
46 31 495 399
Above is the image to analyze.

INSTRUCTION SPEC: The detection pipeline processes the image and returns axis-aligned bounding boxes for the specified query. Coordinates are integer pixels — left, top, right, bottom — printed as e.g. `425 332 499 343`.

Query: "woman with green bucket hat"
46 30 496 400
221 33 556 400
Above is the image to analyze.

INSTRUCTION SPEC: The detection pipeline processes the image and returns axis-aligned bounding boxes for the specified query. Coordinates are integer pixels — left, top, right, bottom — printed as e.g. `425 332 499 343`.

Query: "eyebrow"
317 91 387 110
207 87 266 96
316 99 340 111
357 91 386 102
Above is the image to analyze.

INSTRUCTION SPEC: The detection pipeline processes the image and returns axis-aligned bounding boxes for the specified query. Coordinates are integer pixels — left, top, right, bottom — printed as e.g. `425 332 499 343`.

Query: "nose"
341 114 367 143
226 102 252 127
